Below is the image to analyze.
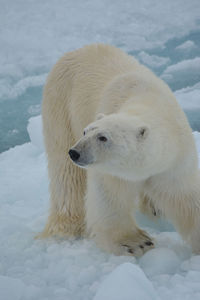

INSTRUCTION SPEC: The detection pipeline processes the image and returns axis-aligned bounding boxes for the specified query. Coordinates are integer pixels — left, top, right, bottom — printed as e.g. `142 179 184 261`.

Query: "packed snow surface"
0 118 200 300
94 263 159 300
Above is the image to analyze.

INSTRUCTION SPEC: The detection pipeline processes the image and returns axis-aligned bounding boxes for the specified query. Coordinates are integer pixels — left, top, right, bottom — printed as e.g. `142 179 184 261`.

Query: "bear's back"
58 44 140 136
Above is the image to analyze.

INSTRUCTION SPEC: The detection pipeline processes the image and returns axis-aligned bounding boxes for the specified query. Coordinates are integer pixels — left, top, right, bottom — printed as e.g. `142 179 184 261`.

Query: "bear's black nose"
69 149 80 161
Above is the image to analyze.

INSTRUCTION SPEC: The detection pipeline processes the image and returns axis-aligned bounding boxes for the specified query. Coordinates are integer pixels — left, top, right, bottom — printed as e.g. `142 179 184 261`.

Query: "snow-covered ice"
139 248 181 277
1 0 200 299
0 114 200 300
138 52 170 69
161 57 200 88
176 83 200 111
27 116 44 152
175 40 197 52
175 84 200 132
1 0 199 96
94 263 159 300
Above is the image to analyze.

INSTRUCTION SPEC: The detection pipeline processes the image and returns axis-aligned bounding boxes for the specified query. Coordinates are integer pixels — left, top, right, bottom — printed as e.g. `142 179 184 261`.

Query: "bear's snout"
69 149 80 161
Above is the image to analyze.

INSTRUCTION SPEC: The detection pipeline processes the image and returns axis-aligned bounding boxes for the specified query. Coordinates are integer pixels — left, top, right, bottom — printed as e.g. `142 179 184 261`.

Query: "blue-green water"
0 87 42 153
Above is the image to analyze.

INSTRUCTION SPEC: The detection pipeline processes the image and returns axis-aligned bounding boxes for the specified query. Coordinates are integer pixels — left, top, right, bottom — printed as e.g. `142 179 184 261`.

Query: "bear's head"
69 113 176 181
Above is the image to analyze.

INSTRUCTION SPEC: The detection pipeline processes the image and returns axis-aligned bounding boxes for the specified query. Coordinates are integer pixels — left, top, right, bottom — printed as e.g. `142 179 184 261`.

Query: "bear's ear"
136 126 149 140
96 113 105 120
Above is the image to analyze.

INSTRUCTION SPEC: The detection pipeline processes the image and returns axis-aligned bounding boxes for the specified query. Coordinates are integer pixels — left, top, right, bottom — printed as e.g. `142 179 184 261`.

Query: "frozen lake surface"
1 1 200 299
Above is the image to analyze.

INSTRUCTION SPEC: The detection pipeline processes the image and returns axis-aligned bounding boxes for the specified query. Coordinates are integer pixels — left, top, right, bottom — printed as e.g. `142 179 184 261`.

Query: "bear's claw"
119 232 154 257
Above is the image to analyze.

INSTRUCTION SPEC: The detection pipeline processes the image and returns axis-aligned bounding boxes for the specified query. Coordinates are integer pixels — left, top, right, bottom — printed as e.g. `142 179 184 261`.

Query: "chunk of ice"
94 263 159 300
27 116 44 152
139 248 181 277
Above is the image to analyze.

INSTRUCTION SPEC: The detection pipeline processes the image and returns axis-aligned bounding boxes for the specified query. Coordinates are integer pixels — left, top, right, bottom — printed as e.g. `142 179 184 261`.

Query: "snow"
0 113 200 300
27 116 44 152
0 74 47 100
175 40 197 52
0 276 23 300
139 248 181 277
1 0 200 152
1 0 200 299
94 263 159 300
1 0 200 101
161 57 200 87
138 52 170 68
175 84 200 132
175 83 200 110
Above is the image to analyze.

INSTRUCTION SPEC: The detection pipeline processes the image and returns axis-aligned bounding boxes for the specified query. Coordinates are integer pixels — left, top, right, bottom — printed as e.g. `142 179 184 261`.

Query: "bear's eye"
98 136 107 142
83 130 86 136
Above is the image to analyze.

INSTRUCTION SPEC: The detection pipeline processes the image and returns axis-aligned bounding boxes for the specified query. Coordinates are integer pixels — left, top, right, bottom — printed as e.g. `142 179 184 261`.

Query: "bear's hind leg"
139 194 162 219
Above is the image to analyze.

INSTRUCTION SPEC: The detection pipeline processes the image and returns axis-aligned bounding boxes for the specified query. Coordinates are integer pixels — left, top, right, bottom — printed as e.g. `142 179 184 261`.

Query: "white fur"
41 44 200 256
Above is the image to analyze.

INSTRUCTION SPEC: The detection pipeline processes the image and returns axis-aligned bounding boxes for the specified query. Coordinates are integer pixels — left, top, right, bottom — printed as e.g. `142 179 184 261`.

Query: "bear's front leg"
37 154 86 239
85 171 154 256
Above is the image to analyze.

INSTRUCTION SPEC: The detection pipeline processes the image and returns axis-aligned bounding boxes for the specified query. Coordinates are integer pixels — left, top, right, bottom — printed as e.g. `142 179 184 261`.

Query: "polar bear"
41 44 200 256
